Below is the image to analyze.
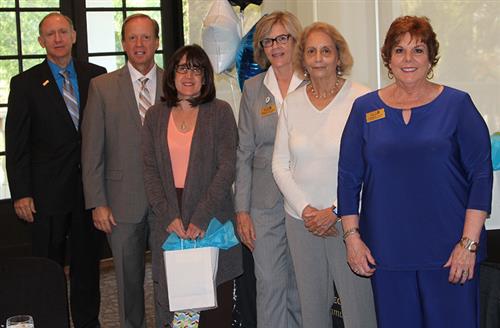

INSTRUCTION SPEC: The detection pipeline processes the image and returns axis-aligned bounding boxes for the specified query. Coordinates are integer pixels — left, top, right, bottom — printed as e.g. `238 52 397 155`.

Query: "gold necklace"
308 77 340 99
180 120 189 131
174 106 198 132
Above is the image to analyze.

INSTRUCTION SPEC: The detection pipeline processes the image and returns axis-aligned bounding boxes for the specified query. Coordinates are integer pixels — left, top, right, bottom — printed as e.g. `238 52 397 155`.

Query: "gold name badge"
366 108 385 123
260 104 277 117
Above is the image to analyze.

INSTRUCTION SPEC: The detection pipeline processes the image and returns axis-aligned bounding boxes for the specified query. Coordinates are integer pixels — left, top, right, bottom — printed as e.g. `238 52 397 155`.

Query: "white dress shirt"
127 61 157 110
263 66 303 115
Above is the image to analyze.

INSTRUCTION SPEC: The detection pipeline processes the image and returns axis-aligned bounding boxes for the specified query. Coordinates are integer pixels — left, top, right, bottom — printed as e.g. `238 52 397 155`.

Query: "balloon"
228 0 263 10
492 133 500 171
235 21 266 90
202 0 242 74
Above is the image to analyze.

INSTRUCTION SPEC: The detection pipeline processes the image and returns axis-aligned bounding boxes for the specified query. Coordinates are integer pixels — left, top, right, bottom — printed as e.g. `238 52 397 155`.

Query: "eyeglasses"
175 64 203 76
260 34 292 48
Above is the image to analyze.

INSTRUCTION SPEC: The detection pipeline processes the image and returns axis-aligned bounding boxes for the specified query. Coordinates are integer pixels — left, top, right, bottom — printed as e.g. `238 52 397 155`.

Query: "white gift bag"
164 246 219 312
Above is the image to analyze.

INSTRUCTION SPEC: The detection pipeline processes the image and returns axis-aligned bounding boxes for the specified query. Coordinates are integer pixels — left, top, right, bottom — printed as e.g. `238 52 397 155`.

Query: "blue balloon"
492 133 500 171
235 22 266 91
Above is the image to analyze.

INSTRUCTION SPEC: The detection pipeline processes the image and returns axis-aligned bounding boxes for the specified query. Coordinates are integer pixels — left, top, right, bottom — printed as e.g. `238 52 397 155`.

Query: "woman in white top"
234 11 303 328
272 22 377 327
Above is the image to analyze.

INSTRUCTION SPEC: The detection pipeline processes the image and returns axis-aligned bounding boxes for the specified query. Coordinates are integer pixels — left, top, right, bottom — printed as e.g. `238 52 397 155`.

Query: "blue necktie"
59 69 79 129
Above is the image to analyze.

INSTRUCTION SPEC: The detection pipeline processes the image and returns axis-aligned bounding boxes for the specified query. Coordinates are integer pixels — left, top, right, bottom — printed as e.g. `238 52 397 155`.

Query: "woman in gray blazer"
142 44 242 328
234 11 304 328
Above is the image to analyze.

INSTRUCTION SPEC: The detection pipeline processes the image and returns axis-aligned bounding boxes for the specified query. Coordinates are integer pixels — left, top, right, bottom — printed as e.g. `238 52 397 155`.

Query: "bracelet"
459 236 479 253
342 227 360 241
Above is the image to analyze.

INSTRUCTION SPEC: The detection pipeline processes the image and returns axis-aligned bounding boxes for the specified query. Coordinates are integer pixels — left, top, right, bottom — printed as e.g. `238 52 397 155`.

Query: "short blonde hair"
253 11 302 69
294 22 354 77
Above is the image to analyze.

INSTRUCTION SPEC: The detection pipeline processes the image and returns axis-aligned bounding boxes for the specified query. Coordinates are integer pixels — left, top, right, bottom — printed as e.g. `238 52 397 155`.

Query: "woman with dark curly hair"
338 16 492 327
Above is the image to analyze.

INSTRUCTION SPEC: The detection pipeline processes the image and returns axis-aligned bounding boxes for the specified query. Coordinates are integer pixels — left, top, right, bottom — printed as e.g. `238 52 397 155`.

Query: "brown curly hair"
381 16 440 76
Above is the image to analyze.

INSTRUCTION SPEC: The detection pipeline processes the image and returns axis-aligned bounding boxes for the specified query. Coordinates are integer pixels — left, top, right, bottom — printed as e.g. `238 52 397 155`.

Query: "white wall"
379 1 500 229
186 0 500 229
261 0 500 230
261 1 379 88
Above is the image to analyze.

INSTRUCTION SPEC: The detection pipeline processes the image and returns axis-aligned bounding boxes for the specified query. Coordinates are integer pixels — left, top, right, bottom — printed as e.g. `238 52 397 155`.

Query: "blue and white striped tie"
59 69 79 130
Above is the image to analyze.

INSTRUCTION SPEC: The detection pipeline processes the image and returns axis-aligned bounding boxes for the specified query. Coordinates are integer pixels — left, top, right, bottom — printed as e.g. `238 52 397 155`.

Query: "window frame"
66 0 184 68
0 0 184 201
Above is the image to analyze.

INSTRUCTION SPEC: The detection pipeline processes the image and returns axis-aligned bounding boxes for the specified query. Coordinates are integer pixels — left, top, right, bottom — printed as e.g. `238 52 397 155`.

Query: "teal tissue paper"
162 218 239 251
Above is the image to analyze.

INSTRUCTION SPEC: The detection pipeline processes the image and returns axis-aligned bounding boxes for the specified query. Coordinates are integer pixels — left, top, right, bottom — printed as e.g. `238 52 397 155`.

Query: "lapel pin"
265 96 270 104
42 80 49 86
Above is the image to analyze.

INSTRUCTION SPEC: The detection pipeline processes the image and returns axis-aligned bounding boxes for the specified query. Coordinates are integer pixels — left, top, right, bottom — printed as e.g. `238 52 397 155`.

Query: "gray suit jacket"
142 99 242 315
235 72 305 212
81 64 164 223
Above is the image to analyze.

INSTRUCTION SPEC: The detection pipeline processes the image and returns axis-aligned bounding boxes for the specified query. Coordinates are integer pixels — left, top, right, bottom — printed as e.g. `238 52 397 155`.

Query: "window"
85 0 163 72
0 0 183 200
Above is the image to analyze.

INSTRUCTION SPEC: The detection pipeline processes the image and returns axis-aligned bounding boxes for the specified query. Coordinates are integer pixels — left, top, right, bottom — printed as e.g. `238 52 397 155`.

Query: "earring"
387 69 394 79
336 65 343 76
426 67 434 79
303 69 309 79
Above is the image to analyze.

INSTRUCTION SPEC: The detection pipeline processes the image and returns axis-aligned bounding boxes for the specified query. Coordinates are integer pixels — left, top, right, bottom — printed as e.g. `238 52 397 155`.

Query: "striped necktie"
138 77 152 124
59 69 79 130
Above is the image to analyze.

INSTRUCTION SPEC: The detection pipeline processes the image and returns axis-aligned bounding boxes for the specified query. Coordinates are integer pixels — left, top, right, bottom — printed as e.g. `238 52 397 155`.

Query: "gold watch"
459 237 479 253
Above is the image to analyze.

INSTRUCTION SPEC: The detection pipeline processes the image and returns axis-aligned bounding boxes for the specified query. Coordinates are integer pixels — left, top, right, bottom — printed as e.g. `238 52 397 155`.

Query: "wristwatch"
331 205 338 216
459 237 479 253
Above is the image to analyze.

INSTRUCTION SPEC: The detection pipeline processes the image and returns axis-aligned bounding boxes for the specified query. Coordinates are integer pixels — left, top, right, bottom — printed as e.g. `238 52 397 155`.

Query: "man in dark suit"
82 14 163 328
5 12 106 328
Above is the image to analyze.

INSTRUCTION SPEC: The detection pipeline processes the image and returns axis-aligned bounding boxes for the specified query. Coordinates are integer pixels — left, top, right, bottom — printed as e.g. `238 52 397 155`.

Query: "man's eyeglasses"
260 34 292 48
175 64 203 76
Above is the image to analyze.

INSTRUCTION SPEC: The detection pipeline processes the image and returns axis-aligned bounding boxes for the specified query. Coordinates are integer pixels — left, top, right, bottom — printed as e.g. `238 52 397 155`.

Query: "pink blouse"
167 113 194 188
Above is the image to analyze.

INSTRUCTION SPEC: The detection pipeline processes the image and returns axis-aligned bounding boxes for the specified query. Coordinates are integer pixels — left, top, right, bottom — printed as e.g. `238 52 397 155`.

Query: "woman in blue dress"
337 16 492 328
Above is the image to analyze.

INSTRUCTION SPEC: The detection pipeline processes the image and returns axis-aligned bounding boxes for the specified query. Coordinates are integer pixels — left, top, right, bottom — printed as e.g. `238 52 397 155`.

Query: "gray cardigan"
142 98 242 315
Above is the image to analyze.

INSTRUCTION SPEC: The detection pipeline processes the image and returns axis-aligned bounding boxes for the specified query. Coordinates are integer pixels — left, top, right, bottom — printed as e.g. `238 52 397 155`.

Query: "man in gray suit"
81 14 163 328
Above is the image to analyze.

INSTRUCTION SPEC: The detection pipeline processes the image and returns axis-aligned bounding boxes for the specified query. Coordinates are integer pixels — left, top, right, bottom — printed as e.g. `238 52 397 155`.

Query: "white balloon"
202 0 242 74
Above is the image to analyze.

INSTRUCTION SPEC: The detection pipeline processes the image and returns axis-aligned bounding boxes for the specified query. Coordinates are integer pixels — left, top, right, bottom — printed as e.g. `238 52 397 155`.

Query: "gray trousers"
285 214 377 328
108 215 152 328
252 205 302 328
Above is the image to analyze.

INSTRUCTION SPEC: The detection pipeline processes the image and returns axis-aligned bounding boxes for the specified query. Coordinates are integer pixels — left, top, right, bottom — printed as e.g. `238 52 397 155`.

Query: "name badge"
366 108 385 123
260 104 276 117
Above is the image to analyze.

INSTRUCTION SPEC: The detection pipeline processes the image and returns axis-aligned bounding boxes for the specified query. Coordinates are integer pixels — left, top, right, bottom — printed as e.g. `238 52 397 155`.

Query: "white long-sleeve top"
272 79 370 220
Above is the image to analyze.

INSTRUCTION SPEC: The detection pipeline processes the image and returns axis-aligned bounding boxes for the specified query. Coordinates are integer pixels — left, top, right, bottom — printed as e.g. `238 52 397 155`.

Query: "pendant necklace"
180 121 188 131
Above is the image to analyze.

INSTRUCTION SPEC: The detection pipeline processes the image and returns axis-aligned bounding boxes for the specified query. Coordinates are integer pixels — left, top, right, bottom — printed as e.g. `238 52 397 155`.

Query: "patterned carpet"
98 254 155 327
95 254 244 328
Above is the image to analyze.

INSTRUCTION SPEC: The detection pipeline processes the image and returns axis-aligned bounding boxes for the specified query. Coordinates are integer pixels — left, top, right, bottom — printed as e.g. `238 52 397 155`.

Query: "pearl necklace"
308 77 340 99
